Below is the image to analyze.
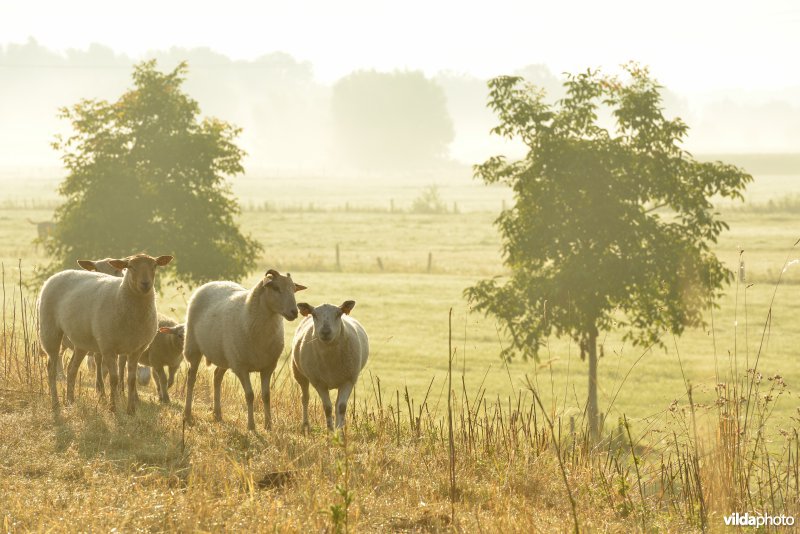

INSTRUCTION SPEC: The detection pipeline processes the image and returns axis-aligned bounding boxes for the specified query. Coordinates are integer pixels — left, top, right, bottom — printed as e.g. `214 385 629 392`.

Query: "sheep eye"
269 284 280 292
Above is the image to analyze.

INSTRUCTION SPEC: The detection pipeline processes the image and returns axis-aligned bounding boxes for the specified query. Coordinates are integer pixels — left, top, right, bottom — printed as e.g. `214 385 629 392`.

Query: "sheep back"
184 281 285 372
38 269 158 356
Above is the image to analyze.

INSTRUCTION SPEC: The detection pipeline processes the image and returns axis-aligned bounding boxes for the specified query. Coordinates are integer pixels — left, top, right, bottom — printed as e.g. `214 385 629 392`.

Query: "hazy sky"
2 0 799 92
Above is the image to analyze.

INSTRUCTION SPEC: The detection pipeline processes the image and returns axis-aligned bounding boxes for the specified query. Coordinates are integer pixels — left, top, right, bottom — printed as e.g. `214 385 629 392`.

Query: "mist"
3 39 800 176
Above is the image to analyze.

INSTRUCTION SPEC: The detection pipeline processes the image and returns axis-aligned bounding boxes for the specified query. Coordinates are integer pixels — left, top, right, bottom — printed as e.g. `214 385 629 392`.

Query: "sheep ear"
109 259 128 270
340 300 356 315
260 277 274 289
297 303 314 317
294 283 307 292
265 269 280 278
158 326 173 334
77 260 97 272
155 255 173 266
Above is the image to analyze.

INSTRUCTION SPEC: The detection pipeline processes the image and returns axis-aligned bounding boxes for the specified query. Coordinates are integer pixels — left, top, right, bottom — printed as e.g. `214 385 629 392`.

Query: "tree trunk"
587 327 600 442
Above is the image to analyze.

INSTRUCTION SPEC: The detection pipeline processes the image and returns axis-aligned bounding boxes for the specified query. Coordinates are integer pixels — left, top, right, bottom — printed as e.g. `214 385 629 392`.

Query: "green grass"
3 176 800 531
3 203 800 438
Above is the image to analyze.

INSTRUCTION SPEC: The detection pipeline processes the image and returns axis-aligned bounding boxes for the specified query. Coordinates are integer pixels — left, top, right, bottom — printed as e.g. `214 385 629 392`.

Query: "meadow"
1 168 799 531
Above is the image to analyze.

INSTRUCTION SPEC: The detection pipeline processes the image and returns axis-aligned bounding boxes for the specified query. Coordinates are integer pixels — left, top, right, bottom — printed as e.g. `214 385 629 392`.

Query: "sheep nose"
140 281 151 292
321 327 332 339
287 309 298 321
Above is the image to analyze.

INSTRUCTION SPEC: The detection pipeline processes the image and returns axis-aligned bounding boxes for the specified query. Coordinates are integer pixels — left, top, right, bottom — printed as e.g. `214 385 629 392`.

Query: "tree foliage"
465 65 752 361
46 60 262 286
331 70 454 169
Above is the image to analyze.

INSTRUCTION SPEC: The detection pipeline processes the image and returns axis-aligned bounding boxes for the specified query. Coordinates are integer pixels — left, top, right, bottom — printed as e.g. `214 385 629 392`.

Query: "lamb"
183 269 306 431
291 300 369 431
37 253 173 413
137 315 185 404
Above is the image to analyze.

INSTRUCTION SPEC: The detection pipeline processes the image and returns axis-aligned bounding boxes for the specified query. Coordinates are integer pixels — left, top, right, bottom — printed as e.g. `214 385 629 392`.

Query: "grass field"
1 168 800 530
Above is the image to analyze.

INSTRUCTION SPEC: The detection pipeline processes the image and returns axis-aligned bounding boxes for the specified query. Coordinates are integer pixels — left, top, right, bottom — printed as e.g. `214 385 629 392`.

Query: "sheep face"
297 300 356 343
111 254 173 295
260 269 306 321
159 323 186 350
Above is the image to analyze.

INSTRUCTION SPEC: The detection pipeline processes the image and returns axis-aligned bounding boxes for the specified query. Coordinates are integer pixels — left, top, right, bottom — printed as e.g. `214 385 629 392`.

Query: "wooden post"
376 257 384 271
427 252 433 273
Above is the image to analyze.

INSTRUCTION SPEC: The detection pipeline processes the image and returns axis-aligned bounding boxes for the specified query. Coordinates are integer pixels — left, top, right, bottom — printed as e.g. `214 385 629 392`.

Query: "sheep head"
159 323 186 350
77 258 124 277
260 269 307 321
297 300 356 343
113 254 173 295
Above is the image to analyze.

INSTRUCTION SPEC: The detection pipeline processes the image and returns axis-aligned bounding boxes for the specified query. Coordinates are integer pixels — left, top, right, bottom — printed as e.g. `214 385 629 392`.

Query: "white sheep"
292 300 369 431
137 315 185 404
183 269 306 431
57 258 123 384
59 258 152 391
37 253 173 413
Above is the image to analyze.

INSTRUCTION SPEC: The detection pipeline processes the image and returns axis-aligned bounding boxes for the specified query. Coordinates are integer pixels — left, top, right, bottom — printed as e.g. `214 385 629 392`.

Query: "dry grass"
2 265 799 532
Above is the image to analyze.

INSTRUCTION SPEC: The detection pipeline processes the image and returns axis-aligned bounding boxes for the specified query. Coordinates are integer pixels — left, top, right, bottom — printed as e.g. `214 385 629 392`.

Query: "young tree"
464 65 752 439
47 60 262 286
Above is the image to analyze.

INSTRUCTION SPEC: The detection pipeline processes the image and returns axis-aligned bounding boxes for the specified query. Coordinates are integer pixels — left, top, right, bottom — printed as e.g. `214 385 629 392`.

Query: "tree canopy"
464 64 752 437
331 70 454 169
46 60 262 286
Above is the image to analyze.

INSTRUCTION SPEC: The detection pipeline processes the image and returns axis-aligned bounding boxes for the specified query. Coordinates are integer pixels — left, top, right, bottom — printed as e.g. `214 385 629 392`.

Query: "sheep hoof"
213 411 222 422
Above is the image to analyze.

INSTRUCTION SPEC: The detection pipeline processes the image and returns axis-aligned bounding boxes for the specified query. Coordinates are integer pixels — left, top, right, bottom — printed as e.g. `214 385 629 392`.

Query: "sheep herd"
36 253 370 432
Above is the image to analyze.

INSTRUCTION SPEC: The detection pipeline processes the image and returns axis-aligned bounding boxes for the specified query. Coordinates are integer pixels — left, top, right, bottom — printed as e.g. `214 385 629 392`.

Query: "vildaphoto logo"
723 512 795 527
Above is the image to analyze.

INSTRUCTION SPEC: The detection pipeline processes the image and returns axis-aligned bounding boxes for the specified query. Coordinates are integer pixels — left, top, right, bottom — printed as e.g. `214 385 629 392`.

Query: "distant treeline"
698 153 800 175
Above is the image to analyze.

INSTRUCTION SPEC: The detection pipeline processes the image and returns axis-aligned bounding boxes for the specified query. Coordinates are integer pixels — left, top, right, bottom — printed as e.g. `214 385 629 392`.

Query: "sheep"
58 258 152 391
37 253 173 413
137 315 185 404
28 219 56 251
56 258 125 383
77 258 153 391
183 269 306 431
292 300 369 431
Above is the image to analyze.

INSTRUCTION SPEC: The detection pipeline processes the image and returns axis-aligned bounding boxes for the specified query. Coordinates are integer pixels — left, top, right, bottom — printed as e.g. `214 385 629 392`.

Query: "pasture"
1 168 799 531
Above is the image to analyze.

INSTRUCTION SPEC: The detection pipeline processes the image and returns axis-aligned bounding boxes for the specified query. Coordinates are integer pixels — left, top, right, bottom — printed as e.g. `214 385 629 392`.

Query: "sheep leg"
335 382 354 429
65 347 88 403
213 367 227 421
117 354 127 396
126 353 141 415
153 366 169 404
233 369 256 431
40 329 64 411
103 352 119 413
313 385 334 431
260 369 273 431
167 366 178 388
90 353 105 397
55 349 66 381
292 361 311 433
184 360 199 425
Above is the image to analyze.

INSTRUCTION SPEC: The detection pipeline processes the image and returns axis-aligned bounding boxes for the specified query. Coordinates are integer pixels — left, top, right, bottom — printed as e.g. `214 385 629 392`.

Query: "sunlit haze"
3 0 799 89
2 0 800 165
